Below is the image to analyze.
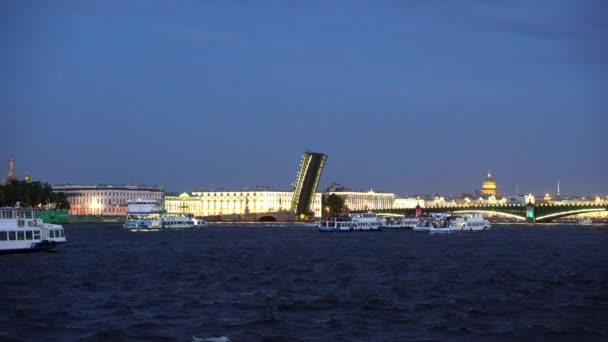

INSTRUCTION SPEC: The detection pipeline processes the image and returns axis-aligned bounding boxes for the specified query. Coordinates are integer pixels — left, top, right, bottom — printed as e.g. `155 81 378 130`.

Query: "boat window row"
49 230 65 238
161 221 195 225
0 230 41 241
0 210 40 219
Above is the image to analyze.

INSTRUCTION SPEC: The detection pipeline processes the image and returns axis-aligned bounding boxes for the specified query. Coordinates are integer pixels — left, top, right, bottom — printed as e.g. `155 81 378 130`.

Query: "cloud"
387 0 608 64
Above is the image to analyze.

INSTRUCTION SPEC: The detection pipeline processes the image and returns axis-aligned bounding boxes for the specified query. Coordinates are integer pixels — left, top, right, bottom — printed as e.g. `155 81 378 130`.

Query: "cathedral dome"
481 171 498 196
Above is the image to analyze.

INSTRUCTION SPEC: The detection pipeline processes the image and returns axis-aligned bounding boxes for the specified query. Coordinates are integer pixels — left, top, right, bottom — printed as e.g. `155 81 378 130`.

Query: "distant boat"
123 199 207 231
318 212 382 232
579 218 593 225
448 216 491 232
377 214 419 229
413 213 448 232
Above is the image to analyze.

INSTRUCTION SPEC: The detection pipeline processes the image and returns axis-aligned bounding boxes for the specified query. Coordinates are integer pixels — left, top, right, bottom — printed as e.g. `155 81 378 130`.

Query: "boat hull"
429 227 452 234
0 239 64 253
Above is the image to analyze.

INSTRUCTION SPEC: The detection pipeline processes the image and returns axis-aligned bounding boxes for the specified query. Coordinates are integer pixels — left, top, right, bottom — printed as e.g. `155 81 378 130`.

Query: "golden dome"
481 171 497 196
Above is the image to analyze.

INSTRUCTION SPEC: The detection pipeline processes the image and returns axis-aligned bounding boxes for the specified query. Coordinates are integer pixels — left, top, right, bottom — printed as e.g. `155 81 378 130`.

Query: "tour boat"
413 214 447 232
412 219 434 232
124 199 207 231
579 218 593 225
318 212 382 232
429 226 452 234
378 214 419 229
0 205 67 252
448 216 491 232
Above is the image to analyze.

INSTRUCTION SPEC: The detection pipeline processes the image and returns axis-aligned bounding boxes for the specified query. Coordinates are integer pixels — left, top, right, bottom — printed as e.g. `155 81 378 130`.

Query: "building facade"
165 191 323 218
325 190 395 211
52 184 164 216
393 197 426 209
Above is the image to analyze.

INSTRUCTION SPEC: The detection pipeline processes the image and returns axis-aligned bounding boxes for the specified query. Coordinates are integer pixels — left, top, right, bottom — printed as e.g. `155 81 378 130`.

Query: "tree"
52 192 70 210
0 180 70 209
324 194 345 215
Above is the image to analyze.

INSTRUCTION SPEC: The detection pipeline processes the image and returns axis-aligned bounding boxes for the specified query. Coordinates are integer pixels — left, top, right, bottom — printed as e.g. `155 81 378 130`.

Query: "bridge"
364 203 608 223
291 151 327 219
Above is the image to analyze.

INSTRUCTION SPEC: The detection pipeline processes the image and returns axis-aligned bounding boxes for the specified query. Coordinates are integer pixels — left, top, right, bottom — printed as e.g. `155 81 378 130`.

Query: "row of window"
0 230 40 241
65 192 161 197
0 229 65 241
0 210 40 219
192 193 293 197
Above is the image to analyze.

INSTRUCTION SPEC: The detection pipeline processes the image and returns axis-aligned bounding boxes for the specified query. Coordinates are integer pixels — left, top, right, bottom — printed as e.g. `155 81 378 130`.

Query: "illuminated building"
393 197 426 209
480 171 498 196
524 194 535 204
52 184 164 215
165 191 323 218
325 190 394 211
165 151 327 219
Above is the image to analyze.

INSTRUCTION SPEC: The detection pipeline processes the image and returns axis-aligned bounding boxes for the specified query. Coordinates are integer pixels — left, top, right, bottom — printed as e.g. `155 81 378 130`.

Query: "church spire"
3 154 16 185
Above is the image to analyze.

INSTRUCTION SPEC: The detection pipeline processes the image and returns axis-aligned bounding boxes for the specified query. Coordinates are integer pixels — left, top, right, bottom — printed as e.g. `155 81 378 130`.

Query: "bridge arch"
451 210 526 221
535 208 606 221
257 215 277 222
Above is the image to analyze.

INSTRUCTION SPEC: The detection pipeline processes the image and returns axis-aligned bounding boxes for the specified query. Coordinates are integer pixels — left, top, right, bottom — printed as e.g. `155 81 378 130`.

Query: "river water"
1 224 607 341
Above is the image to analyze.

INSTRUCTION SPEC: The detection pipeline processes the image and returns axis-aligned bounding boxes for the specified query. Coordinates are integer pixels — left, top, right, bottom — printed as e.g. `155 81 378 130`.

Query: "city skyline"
1 1 606 195
2 153 601 198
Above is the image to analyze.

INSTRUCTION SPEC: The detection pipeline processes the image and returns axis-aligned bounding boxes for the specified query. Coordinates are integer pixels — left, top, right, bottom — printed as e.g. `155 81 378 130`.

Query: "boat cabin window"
17 231 25 240
50 230 55 238
17 219 25 227
8 231 16 240
1 210 13 219
0 232 6 241
34 231 41 239
25 231 33 240
16 211 25 218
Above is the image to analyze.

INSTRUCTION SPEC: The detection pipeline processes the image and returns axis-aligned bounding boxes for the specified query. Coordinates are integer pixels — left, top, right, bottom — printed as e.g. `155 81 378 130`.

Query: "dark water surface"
2 224 608 341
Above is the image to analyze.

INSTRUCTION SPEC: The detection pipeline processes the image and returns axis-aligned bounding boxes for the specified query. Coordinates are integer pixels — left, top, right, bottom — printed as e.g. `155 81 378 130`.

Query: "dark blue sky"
1 0 606 196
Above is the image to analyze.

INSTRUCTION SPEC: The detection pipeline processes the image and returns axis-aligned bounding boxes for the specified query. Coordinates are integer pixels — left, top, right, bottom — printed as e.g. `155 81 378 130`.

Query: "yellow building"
325 190 395 211
165 191 322 218
480 172 498 196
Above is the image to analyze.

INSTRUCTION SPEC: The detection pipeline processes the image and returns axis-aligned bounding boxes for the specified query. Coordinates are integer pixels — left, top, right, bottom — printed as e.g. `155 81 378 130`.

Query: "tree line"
0 180 70 209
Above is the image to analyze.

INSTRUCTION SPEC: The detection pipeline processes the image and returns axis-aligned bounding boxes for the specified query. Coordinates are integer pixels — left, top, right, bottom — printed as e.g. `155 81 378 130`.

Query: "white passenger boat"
0 205 67 252
412 220 433 232
448 216 490 232
429 226 452 234
378 214 419 229
124 199 207 231
413 214 448 232
579 218 592 225
318 212 382 232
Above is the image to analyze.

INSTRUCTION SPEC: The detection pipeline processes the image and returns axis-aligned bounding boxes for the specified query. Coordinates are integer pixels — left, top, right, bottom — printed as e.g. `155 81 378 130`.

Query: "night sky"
1 0 606 196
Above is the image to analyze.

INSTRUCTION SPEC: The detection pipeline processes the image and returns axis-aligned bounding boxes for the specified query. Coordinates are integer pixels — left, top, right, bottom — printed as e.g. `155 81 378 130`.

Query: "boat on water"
413 214 448 232
0 205 67 252
318 212 382 232
448 216 491 232
429 225 452 234
412 214 490 233
579 218 593 225
123 199 207 231
377 214 419 229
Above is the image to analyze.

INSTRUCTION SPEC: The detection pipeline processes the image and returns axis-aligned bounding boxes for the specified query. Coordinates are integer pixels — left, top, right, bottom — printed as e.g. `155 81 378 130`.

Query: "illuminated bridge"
368 203 608 223
291 151 327 219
